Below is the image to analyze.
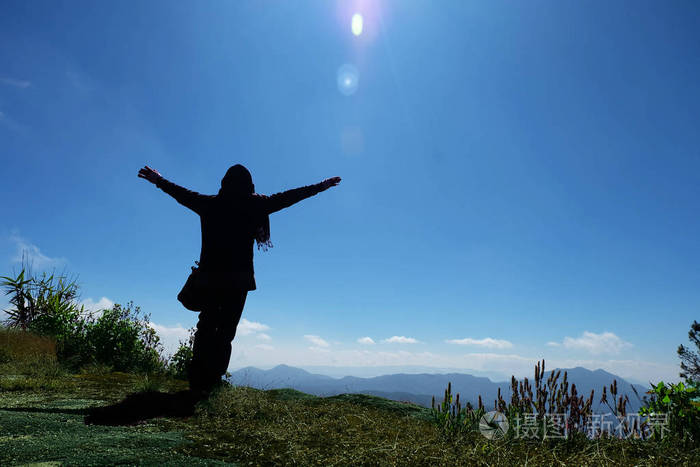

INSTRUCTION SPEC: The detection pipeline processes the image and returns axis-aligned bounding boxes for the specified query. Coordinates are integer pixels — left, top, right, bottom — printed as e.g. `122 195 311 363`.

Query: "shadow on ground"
84 390 197 425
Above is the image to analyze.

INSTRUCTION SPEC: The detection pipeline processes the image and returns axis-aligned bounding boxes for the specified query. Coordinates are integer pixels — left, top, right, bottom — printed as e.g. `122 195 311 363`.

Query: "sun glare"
351 13 363 36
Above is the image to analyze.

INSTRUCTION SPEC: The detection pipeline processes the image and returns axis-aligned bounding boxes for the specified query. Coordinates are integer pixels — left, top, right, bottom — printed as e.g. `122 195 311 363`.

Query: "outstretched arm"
138 165 208 214
263 176 341 215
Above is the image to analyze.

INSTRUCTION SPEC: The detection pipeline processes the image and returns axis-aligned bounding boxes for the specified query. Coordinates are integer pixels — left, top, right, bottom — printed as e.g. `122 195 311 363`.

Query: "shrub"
1 258 81 331
83 301 166 373
26 298 91 367
1 262 89 366
1 265 168 374
169 327 195 380
639 380 700 443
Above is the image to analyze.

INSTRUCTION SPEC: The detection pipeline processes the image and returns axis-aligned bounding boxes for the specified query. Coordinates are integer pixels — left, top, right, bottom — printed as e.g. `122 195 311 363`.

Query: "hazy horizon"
228 362 653 386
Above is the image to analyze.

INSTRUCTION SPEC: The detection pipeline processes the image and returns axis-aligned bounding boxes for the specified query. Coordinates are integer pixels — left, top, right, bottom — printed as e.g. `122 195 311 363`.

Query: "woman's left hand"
138 165 163 184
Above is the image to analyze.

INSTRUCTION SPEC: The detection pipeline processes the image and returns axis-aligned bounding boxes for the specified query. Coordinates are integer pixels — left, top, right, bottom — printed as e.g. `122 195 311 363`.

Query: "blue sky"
1 1 699 383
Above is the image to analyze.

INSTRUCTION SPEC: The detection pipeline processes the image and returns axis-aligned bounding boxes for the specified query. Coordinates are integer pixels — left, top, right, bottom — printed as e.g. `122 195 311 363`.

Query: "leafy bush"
169 327 195 380
1 261 81 331
26 298 91 367
639 380 700 443
2 264 88 365
82 301 166 373
1 266 168 374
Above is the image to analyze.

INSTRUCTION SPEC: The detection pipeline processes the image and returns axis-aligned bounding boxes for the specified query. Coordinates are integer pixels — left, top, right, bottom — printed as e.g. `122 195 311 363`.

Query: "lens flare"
337 64 359 96
351 13 363 36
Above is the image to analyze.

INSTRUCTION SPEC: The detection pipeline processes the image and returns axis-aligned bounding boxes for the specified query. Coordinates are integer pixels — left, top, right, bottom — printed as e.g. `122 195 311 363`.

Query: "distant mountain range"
228 364 650 413
297 365 513 382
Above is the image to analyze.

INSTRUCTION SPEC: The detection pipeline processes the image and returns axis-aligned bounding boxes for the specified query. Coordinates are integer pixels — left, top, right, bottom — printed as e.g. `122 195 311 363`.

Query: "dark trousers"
188 289 248 394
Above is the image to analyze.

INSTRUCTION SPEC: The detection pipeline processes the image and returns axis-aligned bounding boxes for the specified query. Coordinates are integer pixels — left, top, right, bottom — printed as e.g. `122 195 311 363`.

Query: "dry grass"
0 327 56 363
162 385 700 466
0 328 62 391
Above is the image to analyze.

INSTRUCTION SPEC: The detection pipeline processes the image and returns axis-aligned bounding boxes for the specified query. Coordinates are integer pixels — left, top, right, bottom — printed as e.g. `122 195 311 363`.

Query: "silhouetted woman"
138 164 341 399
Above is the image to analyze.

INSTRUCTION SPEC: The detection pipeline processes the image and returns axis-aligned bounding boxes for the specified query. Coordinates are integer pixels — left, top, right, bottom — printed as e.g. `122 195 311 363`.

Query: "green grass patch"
0 405 232 466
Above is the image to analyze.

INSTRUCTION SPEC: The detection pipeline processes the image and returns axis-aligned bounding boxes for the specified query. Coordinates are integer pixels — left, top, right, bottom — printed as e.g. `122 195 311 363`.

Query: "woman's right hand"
320 176 341 191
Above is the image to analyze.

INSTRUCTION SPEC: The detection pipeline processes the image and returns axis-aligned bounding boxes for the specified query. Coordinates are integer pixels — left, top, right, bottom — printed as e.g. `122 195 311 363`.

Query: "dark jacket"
156 177 324 291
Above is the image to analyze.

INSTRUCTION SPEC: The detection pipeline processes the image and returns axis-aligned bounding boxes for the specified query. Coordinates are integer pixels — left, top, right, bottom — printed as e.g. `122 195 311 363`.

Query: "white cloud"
552 331 633 355
458 352 535 375
79 297 114 315
546 341 561 347
9 233 67 270
256 333 272 341
0 77 30 88
304 334 330 347
445 337 513 349
237 318 270 336
149 322 191 355
382 336 420 344
357 337 375 345
255 344 274 351
151 322 190 340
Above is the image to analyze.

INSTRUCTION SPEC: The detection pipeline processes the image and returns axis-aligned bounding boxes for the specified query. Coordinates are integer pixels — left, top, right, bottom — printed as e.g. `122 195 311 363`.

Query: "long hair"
218 164 272 250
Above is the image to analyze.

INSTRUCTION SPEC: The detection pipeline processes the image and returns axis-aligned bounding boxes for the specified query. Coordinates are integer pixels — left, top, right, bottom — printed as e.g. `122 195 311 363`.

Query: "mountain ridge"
227 364 649 412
